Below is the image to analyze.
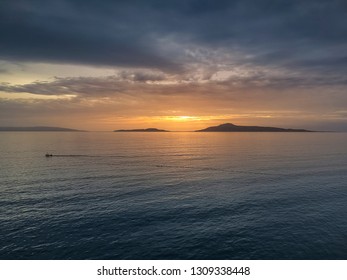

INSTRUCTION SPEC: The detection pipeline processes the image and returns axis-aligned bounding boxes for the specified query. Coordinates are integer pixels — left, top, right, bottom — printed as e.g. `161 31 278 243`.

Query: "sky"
1 0 347 131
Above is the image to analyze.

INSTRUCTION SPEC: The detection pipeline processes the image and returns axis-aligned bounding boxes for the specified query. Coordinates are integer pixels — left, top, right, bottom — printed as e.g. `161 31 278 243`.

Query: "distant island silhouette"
0 126 84 132
114 128 168 132
0 124 314 132
197 123 311 132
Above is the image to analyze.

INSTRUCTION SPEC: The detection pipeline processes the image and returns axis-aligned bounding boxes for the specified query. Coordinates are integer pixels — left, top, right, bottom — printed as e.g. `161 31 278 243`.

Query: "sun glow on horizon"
98 114 258 131
163 115 206 121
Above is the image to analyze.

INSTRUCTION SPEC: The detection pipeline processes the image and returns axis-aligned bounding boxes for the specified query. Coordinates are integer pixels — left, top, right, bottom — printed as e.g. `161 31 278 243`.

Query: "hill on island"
0 126 84 132
114 128 168 132
197 123 311 132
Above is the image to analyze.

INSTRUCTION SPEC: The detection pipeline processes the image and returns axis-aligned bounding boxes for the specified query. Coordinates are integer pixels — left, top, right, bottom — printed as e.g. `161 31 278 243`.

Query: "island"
114 128 169 132
196 123 311 132
0 126 84 132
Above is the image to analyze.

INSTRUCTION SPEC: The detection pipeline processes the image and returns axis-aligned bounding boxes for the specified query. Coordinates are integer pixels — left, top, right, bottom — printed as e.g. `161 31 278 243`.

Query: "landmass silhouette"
196 123 311 132
1 123 313 132
0 126 84 132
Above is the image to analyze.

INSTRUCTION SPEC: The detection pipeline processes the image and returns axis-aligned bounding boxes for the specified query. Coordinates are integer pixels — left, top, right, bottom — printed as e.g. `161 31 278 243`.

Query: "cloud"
1 0 347 76
117 70 167 83
2 66 347 124
0 76 125 96
1 0 347 130
0 0 181 72
2 82 347 131
1 62 347 99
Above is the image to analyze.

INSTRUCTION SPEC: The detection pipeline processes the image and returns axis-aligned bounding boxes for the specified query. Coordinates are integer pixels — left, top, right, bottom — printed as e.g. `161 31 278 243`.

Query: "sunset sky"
1 0 347 131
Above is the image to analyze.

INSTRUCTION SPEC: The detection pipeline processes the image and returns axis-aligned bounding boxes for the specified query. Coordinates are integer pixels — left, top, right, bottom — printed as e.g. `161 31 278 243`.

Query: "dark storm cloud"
1 0 347 75
0 0 180 71
2 67 347 98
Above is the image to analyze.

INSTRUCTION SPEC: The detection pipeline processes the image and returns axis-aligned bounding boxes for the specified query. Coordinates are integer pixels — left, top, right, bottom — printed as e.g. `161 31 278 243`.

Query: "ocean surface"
1 132 347 260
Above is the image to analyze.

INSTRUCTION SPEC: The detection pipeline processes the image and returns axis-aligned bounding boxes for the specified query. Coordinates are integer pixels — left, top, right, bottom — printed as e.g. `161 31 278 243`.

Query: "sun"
176 116 195 120
163 116 203 122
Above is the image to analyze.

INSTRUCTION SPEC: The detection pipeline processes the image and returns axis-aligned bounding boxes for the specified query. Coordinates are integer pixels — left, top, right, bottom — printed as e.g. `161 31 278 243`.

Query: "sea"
0 132 347 260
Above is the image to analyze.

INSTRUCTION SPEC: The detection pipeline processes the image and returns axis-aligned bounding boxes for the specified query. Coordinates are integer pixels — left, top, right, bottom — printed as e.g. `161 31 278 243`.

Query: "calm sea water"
0 132 347 259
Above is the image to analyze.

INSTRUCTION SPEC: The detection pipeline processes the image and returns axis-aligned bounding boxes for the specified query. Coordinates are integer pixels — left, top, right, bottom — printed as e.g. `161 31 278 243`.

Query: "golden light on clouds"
0 92 77 100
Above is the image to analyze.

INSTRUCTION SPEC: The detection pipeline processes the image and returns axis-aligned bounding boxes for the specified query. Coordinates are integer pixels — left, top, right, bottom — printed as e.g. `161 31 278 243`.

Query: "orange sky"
1 1 347 131
0 65 346 131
